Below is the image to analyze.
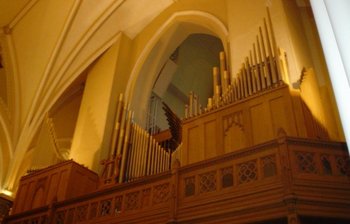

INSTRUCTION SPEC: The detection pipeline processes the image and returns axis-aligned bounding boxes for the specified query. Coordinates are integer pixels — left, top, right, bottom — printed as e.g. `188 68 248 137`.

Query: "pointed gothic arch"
126 10 229 126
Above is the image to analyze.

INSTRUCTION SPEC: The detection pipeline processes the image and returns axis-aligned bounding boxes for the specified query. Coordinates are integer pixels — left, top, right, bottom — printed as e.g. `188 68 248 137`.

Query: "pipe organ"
184 8 289 119
178 7 330 166
5 5 350 224
100 94 171 186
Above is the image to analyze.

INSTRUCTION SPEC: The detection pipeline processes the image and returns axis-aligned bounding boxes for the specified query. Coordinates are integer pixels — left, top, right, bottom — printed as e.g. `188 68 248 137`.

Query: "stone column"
310 0 350 148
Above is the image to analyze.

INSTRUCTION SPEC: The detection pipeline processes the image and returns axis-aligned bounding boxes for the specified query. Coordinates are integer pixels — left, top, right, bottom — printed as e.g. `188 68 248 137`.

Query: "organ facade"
0 1 349 224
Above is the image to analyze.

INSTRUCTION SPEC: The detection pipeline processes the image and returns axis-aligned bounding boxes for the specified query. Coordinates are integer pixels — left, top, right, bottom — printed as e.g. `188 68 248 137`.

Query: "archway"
148 33 224 132
127 11 229 127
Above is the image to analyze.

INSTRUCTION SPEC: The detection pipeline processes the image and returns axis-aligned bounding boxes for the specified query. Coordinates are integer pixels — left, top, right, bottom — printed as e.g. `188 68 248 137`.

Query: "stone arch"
126 10 229 126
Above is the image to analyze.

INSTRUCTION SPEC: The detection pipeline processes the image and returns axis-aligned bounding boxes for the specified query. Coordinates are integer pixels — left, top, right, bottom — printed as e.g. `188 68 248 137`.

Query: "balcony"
4 136 350 224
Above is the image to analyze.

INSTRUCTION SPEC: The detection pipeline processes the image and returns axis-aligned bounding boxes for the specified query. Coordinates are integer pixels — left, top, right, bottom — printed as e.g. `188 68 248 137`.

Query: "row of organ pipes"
101 94 171 186
185 8 289 118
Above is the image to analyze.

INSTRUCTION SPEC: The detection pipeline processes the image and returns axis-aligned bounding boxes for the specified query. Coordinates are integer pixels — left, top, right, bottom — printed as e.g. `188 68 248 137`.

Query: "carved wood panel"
199 171 216 194
153 183 170 205
238 160 258 184
223 111 246 153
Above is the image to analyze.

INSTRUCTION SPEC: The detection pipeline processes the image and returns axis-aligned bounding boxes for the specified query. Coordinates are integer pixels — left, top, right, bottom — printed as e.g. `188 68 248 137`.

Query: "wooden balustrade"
4 137 350 224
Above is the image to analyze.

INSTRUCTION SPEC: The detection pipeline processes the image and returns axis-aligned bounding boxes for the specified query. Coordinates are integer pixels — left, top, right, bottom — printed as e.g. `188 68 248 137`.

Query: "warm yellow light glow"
1 189 13 197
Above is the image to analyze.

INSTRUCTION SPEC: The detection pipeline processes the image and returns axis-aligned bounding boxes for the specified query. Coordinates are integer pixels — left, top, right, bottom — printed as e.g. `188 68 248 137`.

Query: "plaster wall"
30 120 57 169
70 40 120 171
51 93 83 139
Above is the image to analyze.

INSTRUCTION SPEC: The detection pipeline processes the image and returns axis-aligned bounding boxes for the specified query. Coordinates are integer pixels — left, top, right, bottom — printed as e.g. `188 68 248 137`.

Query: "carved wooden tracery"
199 171 217 194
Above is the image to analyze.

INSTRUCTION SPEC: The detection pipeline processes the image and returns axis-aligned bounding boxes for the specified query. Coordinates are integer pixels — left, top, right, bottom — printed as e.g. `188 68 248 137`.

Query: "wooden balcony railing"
4 136 350 224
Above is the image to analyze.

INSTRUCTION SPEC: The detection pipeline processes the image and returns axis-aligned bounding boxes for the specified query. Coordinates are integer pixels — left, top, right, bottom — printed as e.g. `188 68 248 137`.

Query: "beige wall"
70 37 122 171
51 93 83 139
30 120 57 169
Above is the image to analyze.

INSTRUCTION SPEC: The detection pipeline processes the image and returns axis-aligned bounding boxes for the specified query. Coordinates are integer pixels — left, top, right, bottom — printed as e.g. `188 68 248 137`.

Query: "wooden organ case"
4 8 350 224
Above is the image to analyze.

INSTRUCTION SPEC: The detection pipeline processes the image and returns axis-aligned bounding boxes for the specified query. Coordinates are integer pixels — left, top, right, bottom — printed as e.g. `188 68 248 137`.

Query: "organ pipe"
183 7 289 120
101 95 172 186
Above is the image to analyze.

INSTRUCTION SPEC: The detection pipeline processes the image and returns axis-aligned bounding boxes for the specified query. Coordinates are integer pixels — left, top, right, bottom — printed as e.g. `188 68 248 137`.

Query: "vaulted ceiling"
0 0 175 190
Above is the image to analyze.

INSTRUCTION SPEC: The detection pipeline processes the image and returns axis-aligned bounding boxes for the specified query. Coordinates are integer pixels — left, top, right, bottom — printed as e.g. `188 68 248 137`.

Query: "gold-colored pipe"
130 125 137 179
148 138 153 175
125 124 132 181
109 93 124 157
143 132 150 176
144 131 150 176
228 85 233 103
161 147 164 172
139 129 145 177
266 7 282 82
231 84 236 101
279 48 289 84
250 51 257 94
160 148 164 172
118 111 133 183
253 43 262 91
130 124 138 180
263 18 277 84
154 145 158 174
157 145 161 173
215 85 221 108
213 67 220 98
236 77 241 100
241 66 248 98
149 139 154 175
127 124 137 181
219 51 226 90
146 135 152 175
151 139 156 175
110 101 126 180
223 71 229 94
239 71 244 98
163 149 166 172
157 143 161 173
139 128 146 177
259 27 271 87
140 130 147 177
163 150 167 172
137 128 144 178
134 125 142 179
233 80 237 101
207 98 213 111
245 58 252 96
116 104 128 157
130 125 138 180
257 35 267 89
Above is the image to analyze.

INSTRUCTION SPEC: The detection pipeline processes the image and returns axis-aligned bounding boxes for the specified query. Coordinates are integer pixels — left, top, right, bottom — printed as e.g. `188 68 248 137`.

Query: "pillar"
310 0 350 148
